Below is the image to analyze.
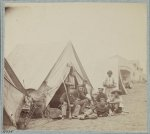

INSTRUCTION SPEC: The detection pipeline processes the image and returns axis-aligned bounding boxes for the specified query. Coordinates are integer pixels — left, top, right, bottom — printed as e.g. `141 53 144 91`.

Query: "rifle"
62 79 72 119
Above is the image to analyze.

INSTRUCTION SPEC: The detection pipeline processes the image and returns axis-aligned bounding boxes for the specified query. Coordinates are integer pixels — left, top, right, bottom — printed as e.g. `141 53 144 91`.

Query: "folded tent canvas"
7 42 93 107
3 61 24 127
4 58 26 95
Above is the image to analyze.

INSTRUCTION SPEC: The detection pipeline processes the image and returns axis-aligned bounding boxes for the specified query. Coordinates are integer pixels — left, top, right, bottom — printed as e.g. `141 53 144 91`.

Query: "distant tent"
111 55 133 92
128 60 144 82
7 42 93 107
3 64 25 127
91 56 132 95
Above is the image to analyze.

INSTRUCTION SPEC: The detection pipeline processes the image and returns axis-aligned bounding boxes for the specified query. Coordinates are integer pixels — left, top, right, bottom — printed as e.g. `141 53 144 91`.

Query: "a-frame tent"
3 60 25 128
7 42 93 107
38 43 93 107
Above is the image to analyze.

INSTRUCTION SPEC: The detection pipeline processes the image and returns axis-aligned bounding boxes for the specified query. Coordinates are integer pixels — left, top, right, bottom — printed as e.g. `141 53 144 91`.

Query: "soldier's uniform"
103 71 116 99
60 90 88 118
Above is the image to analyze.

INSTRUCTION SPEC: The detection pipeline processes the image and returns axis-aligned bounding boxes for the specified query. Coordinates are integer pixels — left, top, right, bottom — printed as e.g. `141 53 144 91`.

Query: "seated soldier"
78 89 110 120
96 98 109 117
60 88 81 119
109 89 123 115
23 94 33 111
76 83 89 114
96 88 107 102
22 94 33 127
78 90 98 120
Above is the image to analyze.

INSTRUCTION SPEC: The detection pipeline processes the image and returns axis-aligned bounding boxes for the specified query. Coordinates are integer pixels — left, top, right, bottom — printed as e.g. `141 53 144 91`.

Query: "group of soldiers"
59 66 124 120
23 65 124 121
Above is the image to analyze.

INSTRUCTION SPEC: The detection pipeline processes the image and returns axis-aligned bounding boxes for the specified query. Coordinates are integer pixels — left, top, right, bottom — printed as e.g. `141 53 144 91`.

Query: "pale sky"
5 3 147 77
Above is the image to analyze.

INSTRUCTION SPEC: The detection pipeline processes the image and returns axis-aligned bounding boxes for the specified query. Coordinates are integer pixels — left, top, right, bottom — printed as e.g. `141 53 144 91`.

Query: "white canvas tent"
111 55 133 89
7 43 93 107
3 67 24 127
128 60 144 82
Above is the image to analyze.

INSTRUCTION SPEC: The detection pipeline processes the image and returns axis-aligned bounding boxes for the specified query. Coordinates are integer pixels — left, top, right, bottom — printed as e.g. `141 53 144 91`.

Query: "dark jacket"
96 92 107 102
60 90 87 104
60 91 77 104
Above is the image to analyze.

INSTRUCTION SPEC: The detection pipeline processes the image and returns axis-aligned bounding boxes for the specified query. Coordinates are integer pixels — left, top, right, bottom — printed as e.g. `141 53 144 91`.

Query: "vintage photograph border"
0 0 149 133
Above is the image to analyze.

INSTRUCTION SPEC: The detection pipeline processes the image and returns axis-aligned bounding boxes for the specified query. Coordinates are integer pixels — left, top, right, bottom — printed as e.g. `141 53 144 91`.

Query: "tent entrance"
48 68 83 108
120 69 132 89
49 83 65 108
120 70 131 81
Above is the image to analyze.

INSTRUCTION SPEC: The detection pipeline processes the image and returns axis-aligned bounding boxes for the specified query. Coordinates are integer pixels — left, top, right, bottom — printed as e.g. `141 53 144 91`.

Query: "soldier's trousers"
74 99 89 113
61 99 88 117
105 87 114 99
84 109 98 119
61 103 81 117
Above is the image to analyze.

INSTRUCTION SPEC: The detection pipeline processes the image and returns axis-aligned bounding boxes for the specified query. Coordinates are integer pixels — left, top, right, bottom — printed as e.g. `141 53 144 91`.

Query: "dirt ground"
27 83 147 132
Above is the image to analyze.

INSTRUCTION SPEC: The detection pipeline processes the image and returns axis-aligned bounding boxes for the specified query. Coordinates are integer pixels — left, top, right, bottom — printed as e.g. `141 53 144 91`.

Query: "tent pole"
62 79 72 119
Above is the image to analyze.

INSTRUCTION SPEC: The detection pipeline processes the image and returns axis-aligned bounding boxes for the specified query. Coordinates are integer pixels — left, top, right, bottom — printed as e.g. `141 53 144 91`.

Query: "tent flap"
4 78 24 126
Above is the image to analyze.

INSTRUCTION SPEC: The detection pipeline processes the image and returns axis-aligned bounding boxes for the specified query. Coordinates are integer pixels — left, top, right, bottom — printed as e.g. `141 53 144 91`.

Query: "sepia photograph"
2 2 148 132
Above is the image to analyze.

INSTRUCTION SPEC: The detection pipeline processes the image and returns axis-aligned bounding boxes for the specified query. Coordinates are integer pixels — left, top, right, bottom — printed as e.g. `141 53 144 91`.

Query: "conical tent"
3 66 24 127
7 43 93 107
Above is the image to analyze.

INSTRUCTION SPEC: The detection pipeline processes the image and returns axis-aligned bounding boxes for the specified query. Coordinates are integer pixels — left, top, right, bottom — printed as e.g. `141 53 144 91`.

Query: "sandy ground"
26 83 147 131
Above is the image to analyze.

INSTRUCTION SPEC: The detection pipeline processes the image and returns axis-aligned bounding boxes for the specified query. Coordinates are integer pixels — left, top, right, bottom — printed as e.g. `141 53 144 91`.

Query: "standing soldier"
60 66 78 119
103 70 116 100
65 66 78 91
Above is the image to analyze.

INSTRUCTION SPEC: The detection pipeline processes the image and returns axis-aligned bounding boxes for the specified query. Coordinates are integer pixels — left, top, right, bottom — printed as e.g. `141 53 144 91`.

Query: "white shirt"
110 95 124 108
65 75 76 87
104 76 116 87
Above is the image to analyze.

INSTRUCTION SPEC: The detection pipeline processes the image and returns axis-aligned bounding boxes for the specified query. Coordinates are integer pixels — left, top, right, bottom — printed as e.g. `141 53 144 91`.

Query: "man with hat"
109 89 123 115
103 70 116 100
96 88 107 102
